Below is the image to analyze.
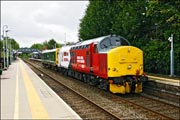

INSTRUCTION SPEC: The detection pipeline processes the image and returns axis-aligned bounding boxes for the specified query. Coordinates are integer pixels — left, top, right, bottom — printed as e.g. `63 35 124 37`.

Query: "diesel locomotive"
41 35 147 94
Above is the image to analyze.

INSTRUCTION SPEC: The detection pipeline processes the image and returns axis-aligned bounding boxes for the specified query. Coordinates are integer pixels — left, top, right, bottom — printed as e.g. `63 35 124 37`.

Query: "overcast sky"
1 1 89 48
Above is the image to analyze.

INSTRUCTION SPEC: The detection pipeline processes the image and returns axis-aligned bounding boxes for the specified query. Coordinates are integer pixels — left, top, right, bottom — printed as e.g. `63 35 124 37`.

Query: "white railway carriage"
58 46 71 74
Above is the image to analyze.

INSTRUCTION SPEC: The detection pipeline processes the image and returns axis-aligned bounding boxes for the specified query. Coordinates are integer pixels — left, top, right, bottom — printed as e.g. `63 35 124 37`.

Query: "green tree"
78 0 180 76
9 38 20 50
48 39 56 49
42 40 48 50
0 38 19 50
112 0 148 43
29 38 69 52
79 0 113 40
30 43 43 50
145 1 180 41
47 39 62 49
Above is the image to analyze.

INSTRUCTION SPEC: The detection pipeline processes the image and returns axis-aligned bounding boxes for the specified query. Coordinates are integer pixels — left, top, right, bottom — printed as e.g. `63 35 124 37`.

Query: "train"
29 51 42 59
41 35 148 94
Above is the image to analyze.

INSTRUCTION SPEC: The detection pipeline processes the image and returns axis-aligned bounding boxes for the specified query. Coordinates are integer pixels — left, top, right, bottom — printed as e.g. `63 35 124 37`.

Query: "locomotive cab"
96 36 145 94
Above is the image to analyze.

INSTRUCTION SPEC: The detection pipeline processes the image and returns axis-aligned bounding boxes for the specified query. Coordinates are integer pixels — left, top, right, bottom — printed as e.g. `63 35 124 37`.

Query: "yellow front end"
55 48 59 66
107 46 143 94
110 82 131 94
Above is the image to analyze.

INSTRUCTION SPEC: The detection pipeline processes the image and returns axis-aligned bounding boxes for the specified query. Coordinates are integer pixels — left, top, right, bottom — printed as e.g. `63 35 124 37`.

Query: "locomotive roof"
60 45 71 52
74 35 110 46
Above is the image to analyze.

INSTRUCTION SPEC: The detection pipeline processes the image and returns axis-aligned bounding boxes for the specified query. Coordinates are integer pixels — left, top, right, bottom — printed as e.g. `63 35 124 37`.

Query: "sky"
1 1 89 48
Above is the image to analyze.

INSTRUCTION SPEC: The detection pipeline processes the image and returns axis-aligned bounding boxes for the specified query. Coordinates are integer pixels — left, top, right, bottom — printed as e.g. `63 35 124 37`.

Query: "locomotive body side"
70 36 110 79
70 44 91 74
91 43 108 79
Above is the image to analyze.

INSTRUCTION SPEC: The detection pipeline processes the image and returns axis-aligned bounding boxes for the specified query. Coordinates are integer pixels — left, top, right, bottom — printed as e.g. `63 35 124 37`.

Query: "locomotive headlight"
140 66 143 70
113 68 117 71
127 65 132 69
140 64 143 70
112 68 119 72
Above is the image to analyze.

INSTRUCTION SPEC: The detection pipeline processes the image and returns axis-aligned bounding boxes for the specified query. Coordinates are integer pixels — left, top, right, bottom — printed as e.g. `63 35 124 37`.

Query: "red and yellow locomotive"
69 35 147 94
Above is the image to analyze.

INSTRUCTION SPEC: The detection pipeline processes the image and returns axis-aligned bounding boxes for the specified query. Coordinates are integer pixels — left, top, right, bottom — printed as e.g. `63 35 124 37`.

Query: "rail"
27 59 179 119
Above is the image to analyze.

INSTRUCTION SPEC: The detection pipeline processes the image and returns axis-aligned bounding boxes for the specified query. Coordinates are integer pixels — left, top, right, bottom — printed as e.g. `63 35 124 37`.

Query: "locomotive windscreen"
98 36 130 53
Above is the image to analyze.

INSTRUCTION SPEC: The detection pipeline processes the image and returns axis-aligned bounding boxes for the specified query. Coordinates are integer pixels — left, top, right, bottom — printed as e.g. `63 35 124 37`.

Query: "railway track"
26 59 180 119
122 94 180 119
144 84 180 104
144 73 180 104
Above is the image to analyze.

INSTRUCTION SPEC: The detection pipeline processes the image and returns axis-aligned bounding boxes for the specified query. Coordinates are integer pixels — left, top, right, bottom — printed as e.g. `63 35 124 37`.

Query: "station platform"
0 58 81 119
148 75 180 86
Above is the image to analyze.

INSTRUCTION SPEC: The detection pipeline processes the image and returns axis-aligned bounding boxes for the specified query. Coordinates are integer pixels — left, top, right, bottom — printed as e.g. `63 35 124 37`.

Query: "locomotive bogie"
109 78 142 94
135 82 143 93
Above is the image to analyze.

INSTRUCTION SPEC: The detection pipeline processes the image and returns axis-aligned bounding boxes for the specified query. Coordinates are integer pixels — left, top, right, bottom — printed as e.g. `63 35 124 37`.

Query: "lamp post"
168 34 174 77
0 37 2 75
0 35 3 74
6 30 12 65
5 30 10 68
9 37 12 64
2 25 8 70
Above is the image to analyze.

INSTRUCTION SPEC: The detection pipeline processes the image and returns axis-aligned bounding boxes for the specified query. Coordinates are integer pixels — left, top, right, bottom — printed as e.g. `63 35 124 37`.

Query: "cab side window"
94 44 98 53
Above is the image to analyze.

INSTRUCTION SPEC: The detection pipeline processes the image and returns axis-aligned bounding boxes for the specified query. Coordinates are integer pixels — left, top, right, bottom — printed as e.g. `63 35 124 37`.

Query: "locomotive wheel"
98 79 109 91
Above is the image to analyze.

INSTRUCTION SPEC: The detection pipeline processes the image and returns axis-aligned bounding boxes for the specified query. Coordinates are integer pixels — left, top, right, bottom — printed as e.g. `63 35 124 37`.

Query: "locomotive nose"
107 46 143 77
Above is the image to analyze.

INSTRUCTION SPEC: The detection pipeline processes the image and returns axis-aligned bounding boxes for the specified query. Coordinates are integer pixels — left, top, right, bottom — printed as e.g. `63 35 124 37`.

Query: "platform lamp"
2 25 8 70
5 29 10 68
168 34 174 77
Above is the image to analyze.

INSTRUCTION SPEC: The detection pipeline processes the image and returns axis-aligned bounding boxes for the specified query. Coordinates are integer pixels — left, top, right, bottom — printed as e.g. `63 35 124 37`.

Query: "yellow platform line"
14 63 19 119
20 60 49 119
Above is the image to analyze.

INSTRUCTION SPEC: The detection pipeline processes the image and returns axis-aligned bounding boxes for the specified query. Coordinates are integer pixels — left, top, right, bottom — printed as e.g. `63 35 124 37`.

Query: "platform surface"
0 58 81 119
148 75 180 86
